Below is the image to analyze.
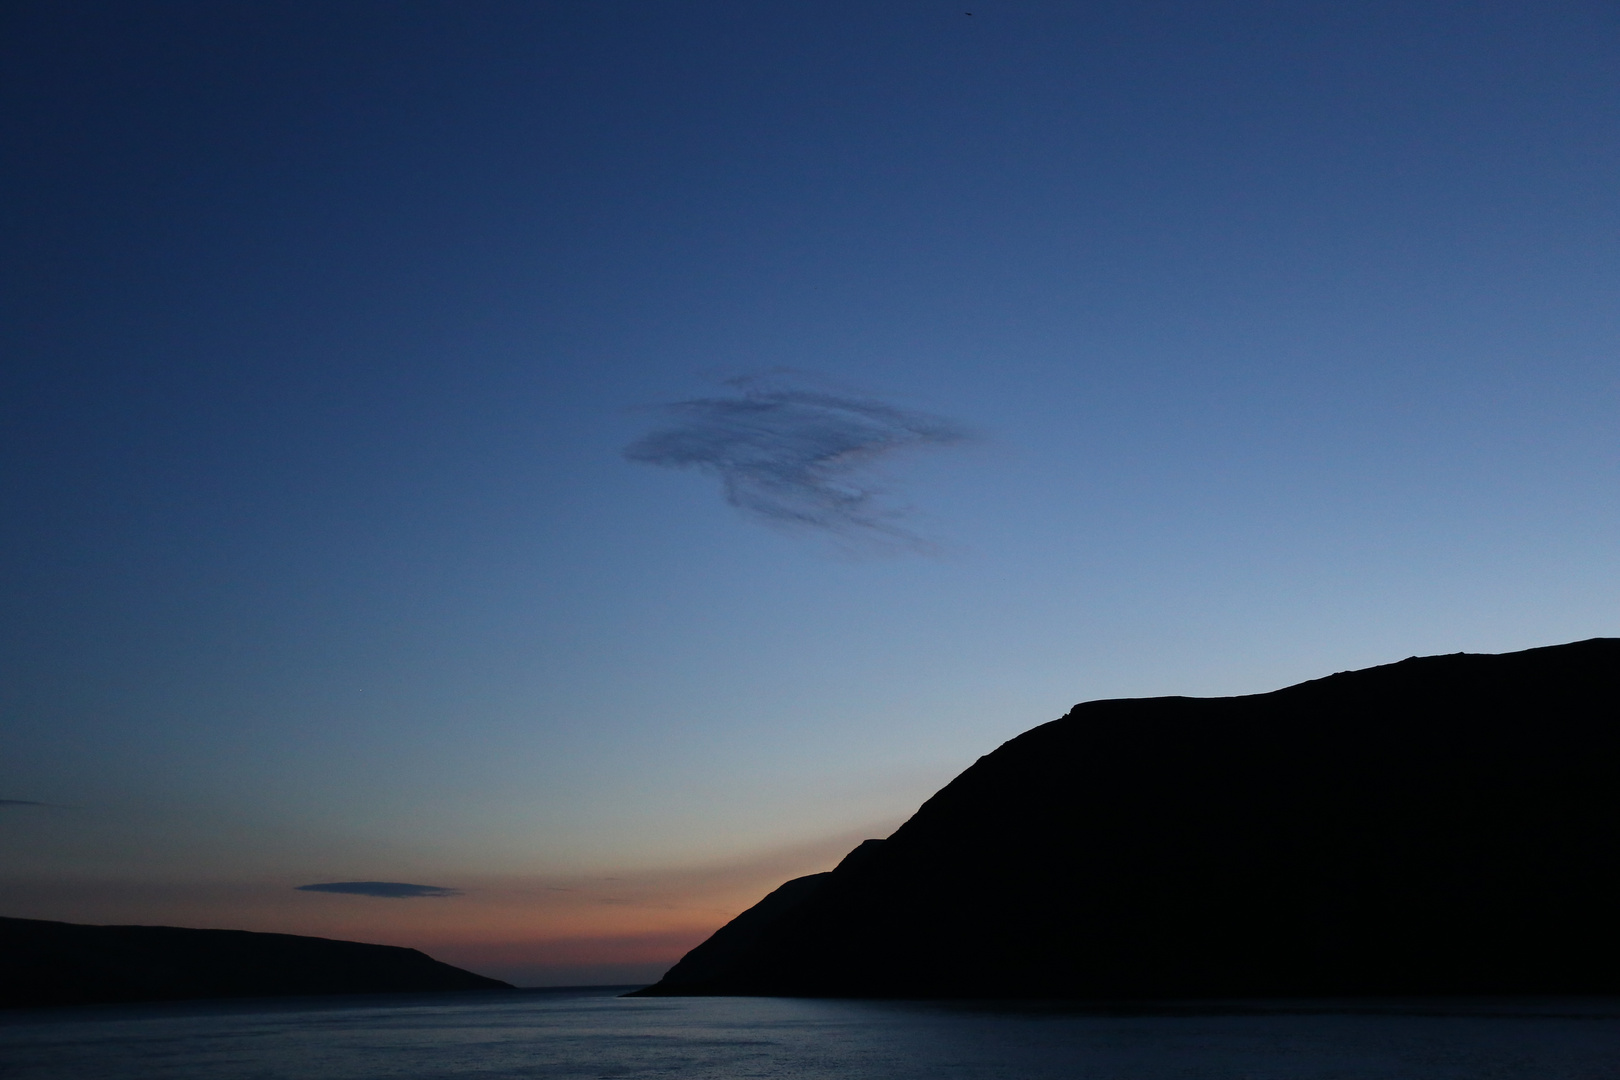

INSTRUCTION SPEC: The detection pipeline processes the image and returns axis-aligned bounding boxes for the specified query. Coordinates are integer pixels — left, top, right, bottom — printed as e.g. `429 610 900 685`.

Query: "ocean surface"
5 988 1620 1079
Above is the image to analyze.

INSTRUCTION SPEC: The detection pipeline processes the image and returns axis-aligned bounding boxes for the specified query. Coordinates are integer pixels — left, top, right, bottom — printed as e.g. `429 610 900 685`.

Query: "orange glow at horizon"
0 828 881 984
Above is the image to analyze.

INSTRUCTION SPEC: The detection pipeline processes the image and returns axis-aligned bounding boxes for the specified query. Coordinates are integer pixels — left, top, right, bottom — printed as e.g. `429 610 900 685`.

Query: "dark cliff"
0 917 512 1008
633 638 1620 998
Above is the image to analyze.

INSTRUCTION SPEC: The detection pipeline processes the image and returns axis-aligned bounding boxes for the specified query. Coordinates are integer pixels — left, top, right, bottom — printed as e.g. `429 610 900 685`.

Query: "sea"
5 988 1620 1079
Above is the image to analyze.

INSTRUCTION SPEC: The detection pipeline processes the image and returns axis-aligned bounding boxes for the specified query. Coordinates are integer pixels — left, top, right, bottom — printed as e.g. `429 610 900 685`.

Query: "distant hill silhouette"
0 917 511 1008
633 639 1620 998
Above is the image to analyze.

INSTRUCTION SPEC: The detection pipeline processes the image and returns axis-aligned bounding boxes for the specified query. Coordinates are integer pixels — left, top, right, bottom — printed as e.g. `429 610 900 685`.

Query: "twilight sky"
2 1 1616 985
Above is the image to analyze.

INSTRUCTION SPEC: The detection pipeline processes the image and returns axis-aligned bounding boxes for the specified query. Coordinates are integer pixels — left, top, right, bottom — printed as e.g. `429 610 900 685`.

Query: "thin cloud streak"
295 881 461 899
626 378 972 549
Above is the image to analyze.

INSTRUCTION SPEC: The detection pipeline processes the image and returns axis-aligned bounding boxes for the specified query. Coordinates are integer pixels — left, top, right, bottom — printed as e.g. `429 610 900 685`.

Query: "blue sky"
2 1 1616 984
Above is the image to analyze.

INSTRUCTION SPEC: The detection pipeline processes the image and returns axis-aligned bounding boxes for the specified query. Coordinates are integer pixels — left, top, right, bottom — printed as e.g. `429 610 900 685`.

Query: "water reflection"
5 988 1620 1079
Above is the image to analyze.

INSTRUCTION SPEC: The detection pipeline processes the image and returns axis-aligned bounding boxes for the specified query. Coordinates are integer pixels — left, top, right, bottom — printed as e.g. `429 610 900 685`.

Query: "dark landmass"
0 916 512 1008
633 638 1620 999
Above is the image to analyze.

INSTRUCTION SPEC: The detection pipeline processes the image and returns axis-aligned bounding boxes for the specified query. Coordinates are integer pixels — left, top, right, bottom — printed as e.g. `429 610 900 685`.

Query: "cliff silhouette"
0 917 511 1008
634 638 1620 998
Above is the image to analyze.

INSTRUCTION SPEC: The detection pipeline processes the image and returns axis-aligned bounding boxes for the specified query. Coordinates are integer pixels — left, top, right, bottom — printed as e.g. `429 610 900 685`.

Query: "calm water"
5 988 1620 1079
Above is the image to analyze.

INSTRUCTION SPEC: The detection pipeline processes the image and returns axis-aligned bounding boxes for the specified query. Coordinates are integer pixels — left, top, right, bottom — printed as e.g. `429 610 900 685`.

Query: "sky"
1 1 1616 986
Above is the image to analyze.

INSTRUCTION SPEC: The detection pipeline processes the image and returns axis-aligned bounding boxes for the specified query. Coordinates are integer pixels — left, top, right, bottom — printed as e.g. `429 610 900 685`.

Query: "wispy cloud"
625 376 972 548
295 881 461 899
0 799 48 808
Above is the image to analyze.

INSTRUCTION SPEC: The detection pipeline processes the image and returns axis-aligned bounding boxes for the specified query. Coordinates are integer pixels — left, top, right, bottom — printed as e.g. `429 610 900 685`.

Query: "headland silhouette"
0 917 511 1008
634 638 1620 998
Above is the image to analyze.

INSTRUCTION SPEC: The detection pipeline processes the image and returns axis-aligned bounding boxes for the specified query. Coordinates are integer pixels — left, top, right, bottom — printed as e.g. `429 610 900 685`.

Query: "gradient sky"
2 1 1616 985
